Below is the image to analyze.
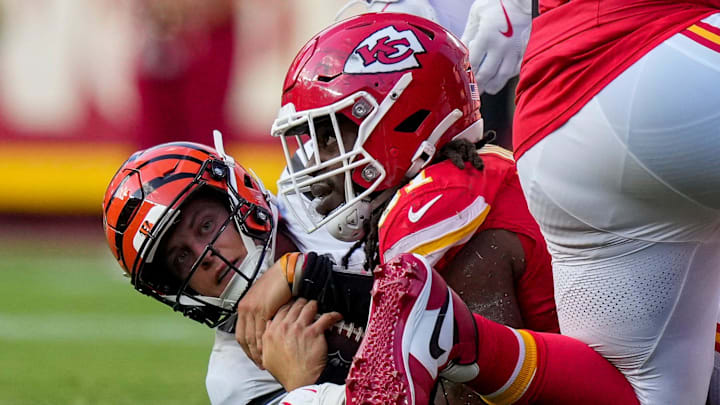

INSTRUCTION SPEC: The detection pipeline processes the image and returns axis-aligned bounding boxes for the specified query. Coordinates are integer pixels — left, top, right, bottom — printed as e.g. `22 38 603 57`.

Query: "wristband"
279 252 303 293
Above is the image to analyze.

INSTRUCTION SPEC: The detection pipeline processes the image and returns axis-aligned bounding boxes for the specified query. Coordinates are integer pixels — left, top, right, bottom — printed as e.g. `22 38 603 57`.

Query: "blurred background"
0 1 516 403
0 1 352 404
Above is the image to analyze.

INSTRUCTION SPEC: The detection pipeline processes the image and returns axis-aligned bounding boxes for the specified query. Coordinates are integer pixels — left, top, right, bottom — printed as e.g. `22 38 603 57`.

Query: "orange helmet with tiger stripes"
102 141 276 327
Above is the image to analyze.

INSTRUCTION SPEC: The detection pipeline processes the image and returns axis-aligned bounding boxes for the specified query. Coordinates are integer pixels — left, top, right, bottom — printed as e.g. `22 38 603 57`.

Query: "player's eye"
200 219 214 234
168 249 192 278
316 127 339 151
176 250 190 265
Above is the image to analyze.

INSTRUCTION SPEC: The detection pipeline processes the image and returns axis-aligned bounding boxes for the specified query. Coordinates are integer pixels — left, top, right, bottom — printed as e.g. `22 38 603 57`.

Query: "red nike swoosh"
499 0 514 37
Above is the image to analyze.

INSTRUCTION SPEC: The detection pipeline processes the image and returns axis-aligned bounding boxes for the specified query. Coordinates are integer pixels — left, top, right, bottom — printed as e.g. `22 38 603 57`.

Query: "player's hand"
235 257 293 368
461 0 532 94
262 299 343 391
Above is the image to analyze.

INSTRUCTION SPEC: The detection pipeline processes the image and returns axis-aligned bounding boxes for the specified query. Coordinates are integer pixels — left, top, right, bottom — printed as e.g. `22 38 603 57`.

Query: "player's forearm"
283 252 372 325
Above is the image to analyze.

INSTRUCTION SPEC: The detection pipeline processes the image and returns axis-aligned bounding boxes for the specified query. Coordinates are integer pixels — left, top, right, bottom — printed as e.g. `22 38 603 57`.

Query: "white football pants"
517 13 720 405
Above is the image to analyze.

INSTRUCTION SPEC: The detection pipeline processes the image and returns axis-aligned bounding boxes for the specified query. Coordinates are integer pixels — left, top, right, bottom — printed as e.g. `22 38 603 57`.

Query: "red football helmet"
102 137 276 327
272 12 483 241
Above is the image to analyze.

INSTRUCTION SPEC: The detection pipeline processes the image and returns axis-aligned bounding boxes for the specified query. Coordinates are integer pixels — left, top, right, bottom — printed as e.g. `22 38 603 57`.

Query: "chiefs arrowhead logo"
345 26 426 74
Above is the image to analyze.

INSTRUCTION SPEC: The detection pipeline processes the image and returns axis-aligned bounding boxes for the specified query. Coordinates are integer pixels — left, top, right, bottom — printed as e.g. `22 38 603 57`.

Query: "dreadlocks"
341 136 493 271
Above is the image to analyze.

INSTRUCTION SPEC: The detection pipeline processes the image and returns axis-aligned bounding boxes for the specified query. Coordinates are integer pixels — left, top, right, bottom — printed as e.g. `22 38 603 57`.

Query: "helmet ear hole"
394 110 430 133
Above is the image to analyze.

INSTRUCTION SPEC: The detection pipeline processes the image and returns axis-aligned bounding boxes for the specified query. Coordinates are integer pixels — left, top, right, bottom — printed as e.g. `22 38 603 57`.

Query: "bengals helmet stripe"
135 154 204 171
103 153 207 217
110 171 198 272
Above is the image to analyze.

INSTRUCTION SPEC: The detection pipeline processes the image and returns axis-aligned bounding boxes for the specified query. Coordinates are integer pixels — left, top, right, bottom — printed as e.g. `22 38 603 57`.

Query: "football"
320 320 365 384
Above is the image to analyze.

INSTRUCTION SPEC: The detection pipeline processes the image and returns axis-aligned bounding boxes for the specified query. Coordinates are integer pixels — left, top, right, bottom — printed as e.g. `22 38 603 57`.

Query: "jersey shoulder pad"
378 163 490 266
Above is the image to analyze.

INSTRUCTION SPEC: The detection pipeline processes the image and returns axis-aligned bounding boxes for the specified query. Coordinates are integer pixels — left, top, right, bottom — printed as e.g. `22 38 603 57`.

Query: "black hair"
341 136 492 271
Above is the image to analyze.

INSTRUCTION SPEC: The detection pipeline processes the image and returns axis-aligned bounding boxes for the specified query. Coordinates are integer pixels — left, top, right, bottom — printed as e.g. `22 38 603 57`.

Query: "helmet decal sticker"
469 83 481 101
344 25 426 74
133 202 168 256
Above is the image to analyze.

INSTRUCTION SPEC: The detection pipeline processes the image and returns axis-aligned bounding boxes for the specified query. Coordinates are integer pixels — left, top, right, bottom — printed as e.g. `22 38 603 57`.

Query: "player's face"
161 196 247 297
309 116 360 216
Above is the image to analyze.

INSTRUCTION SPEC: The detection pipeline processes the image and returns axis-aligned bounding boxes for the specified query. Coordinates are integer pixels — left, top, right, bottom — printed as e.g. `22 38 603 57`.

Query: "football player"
243 12 639 405
271 5 720 405
514 1 720 404
102 137 368 405
101 135 556 404
100 136 546 405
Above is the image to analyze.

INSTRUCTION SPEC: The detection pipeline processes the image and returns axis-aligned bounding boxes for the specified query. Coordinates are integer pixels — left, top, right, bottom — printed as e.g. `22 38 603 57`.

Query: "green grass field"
0 234 215 405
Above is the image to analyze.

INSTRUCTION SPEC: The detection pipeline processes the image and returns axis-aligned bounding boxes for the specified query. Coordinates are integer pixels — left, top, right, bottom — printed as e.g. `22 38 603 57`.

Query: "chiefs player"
318 2 720 405
513 1 720 404
237 11 642 405
276 3 720 405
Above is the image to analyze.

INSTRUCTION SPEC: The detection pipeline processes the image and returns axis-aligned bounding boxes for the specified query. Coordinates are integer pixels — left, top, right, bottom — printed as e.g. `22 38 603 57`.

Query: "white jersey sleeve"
206 330 283 405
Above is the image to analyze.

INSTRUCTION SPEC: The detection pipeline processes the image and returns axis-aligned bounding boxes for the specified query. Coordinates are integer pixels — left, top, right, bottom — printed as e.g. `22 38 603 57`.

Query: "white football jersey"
206 330 283 405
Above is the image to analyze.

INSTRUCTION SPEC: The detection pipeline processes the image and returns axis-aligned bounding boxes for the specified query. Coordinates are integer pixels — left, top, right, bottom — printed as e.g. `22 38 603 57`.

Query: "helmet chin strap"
325 107 483 242
406 108 463 179
324 198 371 242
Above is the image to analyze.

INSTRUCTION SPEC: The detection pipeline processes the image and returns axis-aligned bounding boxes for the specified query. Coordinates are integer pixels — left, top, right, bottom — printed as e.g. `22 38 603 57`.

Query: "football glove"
281 252 373 325
461 0 532 94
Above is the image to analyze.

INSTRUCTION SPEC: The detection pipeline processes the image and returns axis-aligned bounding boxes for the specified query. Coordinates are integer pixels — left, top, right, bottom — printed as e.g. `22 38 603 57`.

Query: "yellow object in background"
0 141 285 215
